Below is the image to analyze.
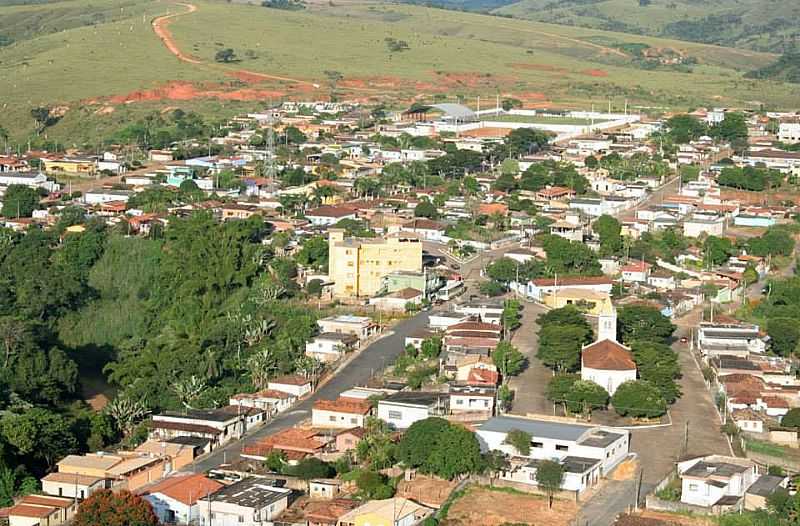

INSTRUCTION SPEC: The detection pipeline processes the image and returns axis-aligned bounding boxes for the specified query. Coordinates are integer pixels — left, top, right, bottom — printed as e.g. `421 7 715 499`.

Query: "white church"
580 300 637 395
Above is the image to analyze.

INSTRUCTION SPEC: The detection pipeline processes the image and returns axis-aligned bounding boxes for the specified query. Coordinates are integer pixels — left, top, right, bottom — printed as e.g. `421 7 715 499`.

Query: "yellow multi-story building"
41 157 97 176
328 229 422 298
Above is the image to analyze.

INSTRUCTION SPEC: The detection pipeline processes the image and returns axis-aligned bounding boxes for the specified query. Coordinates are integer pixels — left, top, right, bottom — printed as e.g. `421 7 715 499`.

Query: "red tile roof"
304 498 360 523
466 368 499 386
9 505 57 518
447 321 501 333
270 375 311 386
306 206 356 218
314 397 371 415
144 474 223 505
582 339 636 371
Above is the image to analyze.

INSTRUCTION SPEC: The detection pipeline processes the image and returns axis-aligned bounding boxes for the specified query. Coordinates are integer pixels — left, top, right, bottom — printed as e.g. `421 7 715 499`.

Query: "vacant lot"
444 486 576 526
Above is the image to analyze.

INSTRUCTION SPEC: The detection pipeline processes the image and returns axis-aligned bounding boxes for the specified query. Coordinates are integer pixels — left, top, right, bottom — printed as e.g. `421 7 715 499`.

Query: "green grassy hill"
481 0 800 53
0 0 796 144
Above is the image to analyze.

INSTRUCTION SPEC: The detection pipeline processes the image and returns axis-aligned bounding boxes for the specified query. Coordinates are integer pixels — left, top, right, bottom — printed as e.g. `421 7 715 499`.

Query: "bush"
611 380 667 419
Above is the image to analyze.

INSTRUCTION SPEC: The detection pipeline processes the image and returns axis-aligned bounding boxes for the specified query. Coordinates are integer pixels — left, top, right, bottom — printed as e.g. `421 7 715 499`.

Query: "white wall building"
196 479 291 526
678 455 758 508
377 392 449 429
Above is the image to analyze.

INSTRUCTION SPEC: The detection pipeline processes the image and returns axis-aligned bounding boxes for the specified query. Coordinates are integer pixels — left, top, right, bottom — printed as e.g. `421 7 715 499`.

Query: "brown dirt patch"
611 458 638 481
638 510 716 526
396 476 458 509
444 486 576 526
106 81 285 104
582 68 609 77
461 127 514 138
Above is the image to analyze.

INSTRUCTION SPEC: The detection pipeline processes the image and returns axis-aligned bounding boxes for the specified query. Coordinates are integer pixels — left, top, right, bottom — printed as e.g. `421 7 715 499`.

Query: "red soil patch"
461 127 513 138
582 68 609 77
107 81 285 104
515 91 547 101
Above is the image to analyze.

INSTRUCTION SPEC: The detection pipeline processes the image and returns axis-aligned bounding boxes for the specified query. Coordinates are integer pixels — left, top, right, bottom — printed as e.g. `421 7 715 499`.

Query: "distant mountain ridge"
390 0 800 53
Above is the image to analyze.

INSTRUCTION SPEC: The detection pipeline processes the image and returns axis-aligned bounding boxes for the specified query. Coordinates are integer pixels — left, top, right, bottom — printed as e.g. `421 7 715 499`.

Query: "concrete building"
312 397 372 429
317 315 378 340
305 333 358 363
678 455 758 509
196 478 292 526
683 215 725 238
377 392 449 429
336 497 431 526
327 229 422 297
778 122 800 144
476 416 630 494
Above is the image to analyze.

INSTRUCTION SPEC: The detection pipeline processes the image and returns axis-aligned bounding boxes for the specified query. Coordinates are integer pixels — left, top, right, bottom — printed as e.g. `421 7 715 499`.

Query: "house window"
532 442 544 448
350 418 358 424
456 399 463 405
238 515 244 523
329 416 337 422
556 444 569 452
688 484 698 491
388 410 402 420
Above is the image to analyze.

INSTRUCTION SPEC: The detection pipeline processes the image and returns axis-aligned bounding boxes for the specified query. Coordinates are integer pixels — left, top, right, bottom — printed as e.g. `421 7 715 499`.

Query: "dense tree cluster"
397 418 483 480
536 306 594 372
718 166 783 192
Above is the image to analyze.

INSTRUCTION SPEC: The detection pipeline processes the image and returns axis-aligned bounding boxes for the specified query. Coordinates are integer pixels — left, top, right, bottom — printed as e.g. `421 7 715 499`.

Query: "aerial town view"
0 0 800 525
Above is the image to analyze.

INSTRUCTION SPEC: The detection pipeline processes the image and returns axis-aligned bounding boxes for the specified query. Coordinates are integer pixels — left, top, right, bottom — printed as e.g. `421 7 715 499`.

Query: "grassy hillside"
0 0 796 144
490 0 800 53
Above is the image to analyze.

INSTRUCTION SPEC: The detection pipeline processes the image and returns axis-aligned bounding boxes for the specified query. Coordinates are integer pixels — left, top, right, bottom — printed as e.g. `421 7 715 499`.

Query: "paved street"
506 300 552 416
185 311 431 473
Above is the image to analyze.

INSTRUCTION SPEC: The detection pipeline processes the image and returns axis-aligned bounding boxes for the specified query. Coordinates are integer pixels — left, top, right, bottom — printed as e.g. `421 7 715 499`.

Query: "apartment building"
327 229 422 297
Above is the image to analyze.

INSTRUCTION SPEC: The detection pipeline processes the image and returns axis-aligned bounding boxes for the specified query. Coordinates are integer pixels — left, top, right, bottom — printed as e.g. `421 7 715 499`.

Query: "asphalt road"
185 311 431 473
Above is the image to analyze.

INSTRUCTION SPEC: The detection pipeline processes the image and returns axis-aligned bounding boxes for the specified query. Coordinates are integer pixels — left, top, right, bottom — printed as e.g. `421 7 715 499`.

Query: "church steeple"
597 297 617 342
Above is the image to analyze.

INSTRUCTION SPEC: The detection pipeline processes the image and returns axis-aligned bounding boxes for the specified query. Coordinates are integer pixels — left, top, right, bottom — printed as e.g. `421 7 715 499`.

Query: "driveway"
184 311 431 473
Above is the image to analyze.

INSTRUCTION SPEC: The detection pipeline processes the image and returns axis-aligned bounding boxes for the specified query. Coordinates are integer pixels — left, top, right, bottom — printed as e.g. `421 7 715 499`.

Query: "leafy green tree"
704 235 734 267
611 380 667 419
215 48 237 63
542 235 602 276
665 114 707 143
537 324 592 371
397 418 482 479
297 235 329 270
504 429 531 456
1 185 40 218
414 200 439 219
584 156 598 169
73 490 159 526
503 128 551 158
546 374 578 404
486 258 518 283
479 280 506 297
630 341 682 403
492 341 525 379
767 318 800 357
780 408 800 428
748 227 795 257
356 470 394 499
1 408 78 471
537 306 591 331
287 457 334 480
264 450 287 472
179 179 203 202
710 112 748 144
535 460 564 509
593 215 622 256
617 305 675 345
420 337 442 359
423 423 483 480
743 266 759 286
564 380 609 415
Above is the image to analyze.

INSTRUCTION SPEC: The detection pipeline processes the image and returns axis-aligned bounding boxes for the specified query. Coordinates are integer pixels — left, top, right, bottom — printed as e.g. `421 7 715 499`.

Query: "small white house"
683 215 725 238
312 397 372 429
620 261 651 283
305 332 357 363
144 474 223 525
377 392 449 429
268 375 313 398
40 473 106 500
678 455 758 509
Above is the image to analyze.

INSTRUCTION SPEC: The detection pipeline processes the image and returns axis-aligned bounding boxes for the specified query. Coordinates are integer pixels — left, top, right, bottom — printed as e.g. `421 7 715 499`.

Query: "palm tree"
172 375 208 410
106 395 149 436
201 348 223 380
247 347 277 390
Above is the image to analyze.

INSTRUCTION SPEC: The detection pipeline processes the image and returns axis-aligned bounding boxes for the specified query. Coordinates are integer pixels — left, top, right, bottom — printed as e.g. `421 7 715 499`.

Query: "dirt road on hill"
151 1 321 87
